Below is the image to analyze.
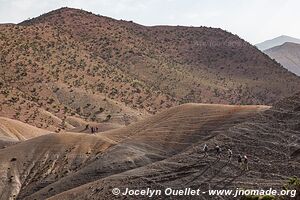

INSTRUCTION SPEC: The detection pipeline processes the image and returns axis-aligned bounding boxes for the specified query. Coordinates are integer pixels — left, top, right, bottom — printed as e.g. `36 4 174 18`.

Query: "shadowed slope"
7 104 268 200
47 94 300 200
0 132 116 200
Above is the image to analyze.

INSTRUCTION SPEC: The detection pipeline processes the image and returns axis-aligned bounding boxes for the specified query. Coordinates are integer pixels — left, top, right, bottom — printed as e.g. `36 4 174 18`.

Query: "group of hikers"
85 124 98 134
203 144 249 170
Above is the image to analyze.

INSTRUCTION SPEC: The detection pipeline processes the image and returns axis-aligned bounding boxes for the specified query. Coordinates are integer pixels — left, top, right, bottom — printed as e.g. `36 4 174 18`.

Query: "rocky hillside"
1 7 300 130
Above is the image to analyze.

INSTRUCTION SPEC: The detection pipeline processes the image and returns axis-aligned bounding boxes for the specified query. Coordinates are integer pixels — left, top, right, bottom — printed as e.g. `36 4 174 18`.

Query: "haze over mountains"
264 42 300 76
0 7 300 200
1 7 300 132
256 35 300 51
257 35 300 76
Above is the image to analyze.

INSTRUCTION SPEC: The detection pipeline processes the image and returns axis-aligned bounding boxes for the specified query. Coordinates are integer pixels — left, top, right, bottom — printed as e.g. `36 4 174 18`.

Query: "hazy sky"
0 0 299 44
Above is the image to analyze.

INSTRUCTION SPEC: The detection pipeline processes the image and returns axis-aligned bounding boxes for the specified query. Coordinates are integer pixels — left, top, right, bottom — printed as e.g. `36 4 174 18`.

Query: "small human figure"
243 155 249 170
228 149 233 161
238 154 243 168
215 145 221 158
203 144 208 157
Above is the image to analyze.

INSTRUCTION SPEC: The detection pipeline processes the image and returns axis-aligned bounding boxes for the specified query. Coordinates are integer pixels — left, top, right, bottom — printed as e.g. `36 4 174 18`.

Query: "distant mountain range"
264 42 300 76
257 35 300 76
256 35 300 51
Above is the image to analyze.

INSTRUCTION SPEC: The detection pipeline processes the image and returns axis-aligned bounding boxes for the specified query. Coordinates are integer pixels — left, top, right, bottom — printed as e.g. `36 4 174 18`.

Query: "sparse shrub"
103 114 112 122
281 176 300 200
260 196 275 200
240 195 275 200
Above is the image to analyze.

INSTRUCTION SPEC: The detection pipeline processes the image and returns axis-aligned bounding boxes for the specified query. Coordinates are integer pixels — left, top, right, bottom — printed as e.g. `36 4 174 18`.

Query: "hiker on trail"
243 155 249 170
215 145 221 158
91 127 94 134
238 154 243 168
228 149 233 161
203 144 208 157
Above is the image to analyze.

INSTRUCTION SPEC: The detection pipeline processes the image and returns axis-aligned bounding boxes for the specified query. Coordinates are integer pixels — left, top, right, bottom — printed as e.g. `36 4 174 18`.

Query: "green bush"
240 195 275 200
261 195 275 200
240 195 259 200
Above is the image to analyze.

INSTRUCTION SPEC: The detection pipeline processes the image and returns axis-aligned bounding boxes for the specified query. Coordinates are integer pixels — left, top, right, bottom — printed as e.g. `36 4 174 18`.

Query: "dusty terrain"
0 117 50 141
44 93 300 200
0 117 51 149
1 93 299 199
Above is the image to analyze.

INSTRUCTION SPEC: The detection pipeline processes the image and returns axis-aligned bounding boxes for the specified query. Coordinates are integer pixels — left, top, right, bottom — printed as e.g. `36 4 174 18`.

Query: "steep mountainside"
265 42 300 76
256 35 300 51
1 7 300 131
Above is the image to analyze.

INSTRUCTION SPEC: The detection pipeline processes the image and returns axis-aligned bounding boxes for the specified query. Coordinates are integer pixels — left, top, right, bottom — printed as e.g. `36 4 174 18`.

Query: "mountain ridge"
264 42 300 76
1 7 300 131
256 35 300 51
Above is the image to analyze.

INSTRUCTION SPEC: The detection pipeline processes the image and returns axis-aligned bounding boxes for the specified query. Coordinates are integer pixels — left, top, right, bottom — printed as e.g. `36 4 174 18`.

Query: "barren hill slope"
0 117 50 141
0 132 116 199
0 117 51 149
1 7 300 131
0 103 269 199
42 92 300 200
264 42 300 76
